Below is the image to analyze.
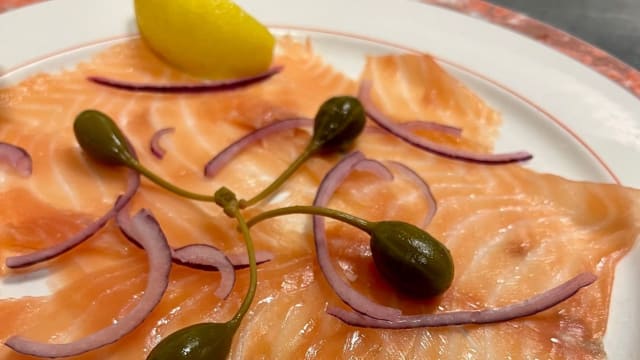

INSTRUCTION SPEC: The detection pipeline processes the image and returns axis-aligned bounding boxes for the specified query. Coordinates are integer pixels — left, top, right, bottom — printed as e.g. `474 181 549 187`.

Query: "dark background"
491 0 640 69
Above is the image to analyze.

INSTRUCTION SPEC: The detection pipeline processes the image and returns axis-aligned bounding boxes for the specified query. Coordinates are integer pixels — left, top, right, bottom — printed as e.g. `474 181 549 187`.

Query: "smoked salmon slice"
0 37 638 359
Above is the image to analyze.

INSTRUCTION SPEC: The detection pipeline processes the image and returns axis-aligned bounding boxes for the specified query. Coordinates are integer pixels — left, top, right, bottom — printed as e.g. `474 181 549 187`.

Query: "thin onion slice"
171 244 235 299
364 122 461 138
353 158 436 228
173 246 273 270
399 120 462 137
226 250 274 268
359 81 533 164
313 151 403 320
386 161 437 228
354 158 393 182
149 127 175 159
88 66 283 93
117 209 273 269
0 142 32 177
117 209 276 299
327 272 596 328
204 117 312 177
5 209 172 358
5 169 140 268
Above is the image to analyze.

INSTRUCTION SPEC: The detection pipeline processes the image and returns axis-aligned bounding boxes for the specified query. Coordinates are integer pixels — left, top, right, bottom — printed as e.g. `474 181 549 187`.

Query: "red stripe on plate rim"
423 0 640 99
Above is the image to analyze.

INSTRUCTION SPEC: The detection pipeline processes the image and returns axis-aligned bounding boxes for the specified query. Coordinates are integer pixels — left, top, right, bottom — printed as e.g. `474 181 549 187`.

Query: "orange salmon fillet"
0 37 638 359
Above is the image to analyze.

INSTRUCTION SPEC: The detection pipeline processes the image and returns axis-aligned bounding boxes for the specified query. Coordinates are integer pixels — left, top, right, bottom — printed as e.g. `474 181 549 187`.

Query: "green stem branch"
134 164 216 202
229 207 258 327
246 205 373 233
239 144 317 208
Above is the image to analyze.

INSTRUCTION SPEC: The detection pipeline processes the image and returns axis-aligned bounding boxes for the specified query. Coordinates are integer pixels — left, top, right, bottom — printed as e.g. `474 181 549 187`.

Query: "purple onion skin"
5 169 140 268
327 272 596 329
312 151 403 320
386 161 437 228
4 209 172 358
0 142 32 177
117 211 273 271
150 127 175 159
88 66 283 94
204 118 312 178
358 81 533 165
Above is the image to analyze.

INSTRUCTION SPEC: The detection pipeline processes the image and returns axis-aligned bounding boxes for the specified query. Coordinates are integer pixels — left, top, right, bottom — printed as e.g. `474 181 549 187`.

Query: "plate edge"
422 0 640 100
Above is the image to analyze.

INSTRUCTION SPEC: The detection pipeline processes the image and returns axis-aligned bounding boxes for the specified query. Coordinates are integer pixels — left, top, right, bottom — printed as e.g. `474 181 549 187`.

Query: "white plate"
1 0 639 358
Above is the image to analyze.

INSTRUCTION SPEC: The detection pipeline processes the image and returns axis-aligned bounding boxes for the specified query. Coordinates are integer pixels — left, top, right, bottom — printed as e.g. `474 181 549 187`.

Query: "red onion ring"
226 250 274 268
4 209 172 357
313 151 403 320
386 161 437 228
358 81 533 164
326 272 596 328
116 209 273 269
5 169 140 268
364 122 461 138
149 127 175 159
88 66 284 93
0 142 32 177
117 209 276 299
173 246 273 270
204 117 312 177
352 158 436 228
171 244 235 299
354 158 393 182
399 120 462 137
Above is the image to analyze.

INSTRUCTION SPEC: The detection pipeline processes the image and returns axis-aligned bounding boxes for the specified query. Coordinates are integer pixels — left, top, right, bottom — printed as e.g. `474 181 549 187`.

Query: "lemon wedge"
134 0 275 80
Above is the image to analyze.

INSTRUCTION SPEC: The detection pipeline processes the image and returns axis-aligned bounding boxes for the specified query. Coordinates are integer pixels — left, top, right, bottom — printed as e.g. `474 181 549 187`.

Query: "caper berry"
370 221 454 298
73 109 137 167
146 323 236 360
311 96 366 152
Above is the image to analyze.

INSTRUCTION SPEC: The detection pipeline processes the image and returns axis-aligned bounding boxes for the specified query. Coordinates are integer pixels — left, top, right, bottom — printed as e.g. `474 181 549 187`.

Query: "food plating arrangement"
1 0 639 359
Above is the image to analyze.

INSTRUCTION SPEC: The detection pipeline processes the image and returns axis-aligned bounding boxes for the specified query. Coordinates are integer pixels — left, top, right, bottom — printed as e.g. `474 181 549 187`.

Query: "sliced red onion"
5 169 140 268
354 158 393 182
149 127 175 159
351 158 436 228
313 151 403 320
399 120 462 137
204 117 312 177
5 209 172 357
327 272 596 328
358 81 532 164
365 122 461 138
172 244 234 299
226 250 274 268
386 161 437 228
88 66 283 94
173 246 273 271
116 206 141 243
0 142 32 177
117 209 272 269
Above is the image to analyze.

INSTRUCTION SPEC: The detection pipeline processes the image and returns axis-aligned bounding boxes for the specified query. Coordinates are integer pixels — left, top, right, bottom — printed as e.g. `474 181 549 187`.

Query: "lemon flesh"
135 0 275 79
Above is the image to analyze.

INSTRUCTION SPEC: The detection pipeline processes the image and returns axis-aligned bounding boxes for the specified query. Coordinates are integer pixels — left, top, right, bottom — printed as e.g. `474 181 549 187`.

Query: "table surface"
492 0 640 70
1 0 639 71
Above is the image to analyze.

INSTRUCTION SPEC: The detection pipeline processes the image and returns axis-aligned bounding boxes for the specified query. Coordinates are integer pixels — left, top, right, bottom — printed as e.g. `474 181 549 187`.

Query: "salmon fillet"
0 37 637 359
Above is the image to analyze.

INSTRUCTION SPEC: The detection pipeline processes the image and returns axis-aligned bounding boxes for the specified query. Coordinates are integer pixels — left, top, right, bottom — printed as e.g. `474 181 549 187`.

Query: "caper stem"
133 163 215 202
246 205 373 233
239 144 318 209
228 206 258 327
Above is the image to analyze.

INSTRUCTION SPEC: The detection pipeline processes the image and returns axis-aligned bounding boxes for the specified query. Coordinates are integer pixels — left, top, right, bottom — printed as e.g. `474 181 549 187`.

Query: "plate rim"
422 0 640 99
4 0 637 99
2 0 639 100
